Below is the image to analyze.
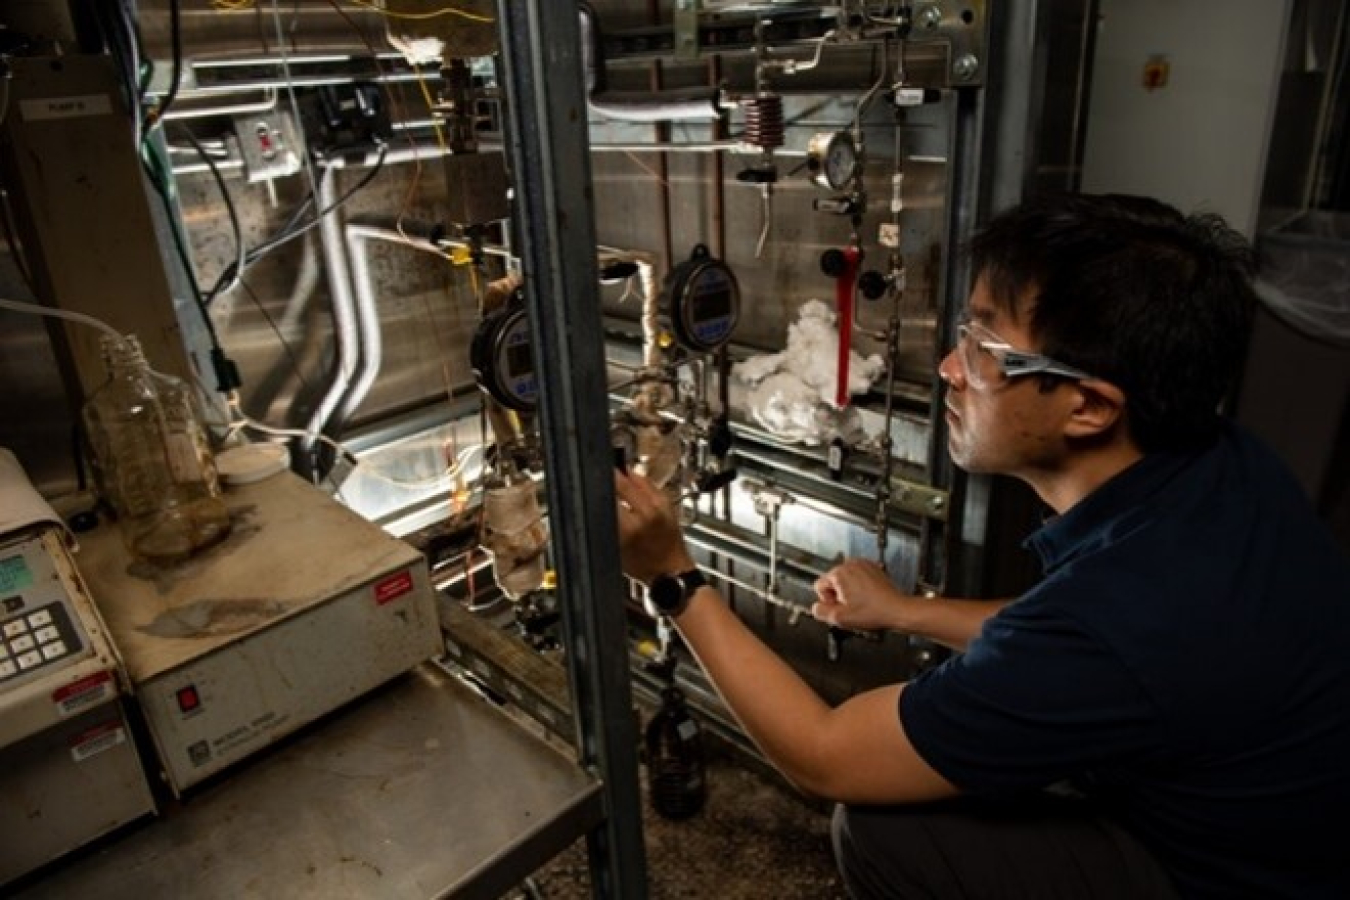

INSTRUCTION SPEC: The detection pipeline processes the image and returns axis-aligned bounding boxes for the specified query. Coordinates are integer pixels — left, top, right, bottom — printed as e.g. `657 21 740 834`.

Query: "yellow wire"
346 0 494 23
413 64 448 153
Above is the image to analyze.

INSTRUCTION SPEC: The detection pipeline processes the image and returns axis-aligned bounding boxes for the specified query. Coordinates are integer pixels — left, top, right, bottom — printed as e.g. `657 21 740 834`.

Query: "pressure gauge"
662 244 741 353
806 131 859 191
470 290 539 412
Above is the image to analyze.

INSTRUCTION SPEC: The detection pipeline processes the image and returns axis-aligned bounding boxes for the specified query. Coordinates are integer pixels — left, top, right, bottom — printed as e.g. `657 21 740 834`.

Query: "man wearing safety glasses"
615 193 1350 899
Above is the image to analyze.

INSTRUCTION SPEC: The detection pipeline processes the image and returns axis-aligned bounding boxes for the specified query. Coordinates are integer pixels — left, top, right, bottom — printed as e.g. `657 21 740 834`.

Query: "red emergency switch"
176 685 201 713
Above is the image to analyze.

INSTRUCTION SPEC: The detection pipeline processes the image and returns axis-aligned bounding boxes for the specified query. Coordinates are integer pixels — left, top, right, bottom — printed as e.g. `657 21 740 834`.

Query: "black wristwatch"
645 568 707 618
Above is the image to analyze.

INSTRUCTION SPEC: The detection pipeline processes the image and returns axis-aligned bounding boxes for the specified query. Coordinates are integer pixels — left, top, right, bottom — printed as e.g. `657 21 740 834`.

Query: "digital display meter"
663 244 741 353
470 290 539 413
0 554 33 595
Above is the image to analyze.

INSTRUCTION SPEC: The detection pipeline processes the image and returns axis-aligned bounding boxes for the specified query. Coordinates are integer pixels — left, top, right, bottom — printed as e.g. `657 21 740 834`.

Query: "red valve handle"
834 246 862 408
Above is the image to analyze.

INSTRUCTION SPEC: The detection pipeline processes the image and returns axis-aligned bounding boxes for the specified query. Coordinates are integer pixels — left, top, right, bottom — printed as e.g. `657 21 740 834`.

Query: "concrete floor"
525 755 847 899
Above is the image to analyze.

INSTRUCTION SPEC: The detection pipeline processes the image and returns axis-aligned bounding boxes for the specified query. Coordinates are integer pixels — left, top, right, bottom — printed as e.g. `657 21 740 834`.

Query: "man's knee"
832 803 941 899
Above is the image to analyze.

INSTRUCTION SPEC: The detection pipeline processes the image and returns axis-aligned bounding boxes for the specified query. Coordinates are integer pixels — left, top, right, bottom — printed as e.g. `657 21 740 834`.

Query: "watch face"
648 574 684 613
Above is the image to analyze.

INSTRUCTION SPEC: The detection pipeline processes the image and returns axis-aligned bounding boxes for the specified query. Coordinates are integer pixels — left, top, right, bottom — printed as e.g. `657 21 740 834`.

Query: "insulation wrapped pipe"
579 3 725 123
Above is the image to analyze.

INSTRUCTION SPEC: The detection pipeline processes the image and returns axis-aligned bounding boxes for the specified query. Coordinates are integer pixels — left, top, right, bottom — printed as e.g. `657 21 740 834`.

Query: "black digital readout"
505 340 534 378
692 284 732 322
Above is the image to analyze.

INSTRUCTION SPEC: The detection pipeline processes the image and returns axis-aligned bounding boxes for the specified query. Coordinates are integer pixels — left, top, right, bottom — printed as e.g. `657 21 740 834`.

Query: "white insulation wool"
734 300 883 445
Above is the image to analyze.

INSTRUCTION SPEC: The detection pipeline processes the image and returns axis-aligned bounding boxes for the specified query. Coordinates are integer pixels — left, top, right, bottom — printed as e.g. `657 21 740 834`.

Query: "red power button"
176 685 201 713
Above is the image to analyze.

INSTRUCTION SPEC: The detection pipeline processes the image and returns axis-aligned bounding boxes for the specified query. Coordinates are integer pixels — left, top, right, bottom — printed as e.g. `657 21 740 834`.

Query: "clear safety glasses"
955 320 1096 389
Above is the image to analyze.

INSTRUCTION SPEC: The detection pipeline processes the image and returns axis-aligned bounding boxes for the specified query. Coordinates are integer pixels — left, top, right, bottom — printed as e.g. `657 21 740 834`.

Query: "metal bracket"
888 473 949 522
674 0 701 60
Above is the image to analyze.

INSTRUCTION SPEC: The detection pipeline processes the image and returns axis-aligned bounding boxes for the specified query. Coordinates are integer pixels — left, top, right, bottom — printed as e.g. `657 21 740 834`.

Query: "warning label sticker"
374 570 414 605
70 719 127 762
53 670 114 717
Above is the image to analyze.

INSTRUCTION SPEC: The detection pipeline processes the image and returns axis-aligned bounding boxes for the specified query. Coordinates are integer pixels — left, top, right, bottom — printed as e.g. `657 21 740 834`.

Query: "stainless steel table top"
11 663 603 900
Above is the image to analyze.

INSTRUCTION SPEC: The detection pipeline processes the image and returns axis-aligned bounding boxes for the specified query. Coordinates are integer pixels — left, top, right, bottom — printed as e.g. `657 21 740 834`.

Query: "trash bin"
1238 212 1350 537
1253 211 1350 347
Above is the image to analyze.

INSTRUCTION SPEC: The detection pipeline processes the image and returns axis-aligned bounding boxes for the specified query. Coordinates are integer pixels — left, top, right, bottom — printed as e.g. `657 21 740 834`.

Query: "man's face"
938 279 1078 478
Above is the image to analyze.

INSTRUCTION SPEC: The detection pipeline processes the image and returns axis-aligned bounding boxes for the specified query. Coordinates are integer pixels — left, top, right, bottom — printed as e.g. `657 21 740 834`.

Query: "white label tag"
21 95 114 122
70 721 128 762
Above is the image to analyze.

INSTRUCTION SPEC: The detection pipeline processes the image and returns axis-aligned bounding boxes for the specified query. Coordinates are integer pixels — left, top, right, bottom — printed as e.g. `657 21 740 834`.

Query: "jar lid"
216 444 290 485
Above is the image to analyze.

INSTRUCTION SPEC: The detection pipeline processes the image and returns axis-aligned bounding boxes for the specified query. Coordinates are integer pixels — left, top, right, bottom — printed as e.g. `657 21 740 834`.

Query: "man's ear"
1063 379 1127 439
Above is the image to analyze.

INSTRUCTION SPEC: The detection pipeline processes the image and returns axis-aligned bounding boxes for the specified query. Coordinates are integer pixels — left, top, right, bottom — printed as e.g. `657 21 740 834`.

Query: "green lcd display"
0 554 33 595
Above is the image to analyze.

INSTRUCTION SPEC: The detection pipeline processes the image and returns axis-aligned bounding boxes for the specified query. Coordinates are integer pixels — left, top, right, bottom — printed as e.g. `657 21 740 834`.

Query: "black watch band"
645 568 706 618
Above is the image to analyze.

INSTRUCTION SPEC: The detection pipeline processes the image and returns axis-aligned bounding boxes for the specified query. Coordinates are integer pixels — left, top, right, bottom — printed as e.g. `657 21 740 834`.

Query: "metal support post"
494 3 649 897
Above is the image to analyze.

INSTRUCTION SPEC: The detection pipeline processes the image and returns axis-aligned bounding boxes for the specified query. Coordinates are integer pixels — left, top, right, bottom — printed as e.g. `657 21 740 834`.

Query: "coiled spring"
741 93 785 151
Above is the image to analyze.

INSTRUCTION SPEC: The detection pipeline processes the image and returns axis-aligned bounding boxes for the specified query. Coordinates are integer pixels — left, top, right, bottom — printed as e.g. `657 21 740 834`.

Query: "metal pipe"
300 166 359 475
161 88 279 121
578 2 724 123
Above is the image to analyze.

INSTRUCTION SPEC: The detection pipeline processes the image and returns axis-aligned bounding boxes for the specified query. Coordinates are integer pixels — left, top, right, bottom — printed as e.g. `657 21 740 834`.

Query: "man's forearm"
898 597 1012 652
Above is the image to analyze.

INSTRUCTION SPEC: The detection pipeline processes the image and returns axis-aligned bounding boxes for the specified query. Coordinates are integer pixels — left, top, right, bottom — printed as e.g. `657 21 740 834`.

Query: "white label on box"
53 670 115 717
22 95 114 122
71 720 128 762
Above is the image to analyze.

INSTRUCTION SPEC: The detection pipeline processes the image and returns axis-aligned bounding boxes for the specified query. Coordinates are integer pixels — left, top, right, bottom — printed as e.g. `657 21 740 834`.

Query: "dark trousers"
832 796 1181 900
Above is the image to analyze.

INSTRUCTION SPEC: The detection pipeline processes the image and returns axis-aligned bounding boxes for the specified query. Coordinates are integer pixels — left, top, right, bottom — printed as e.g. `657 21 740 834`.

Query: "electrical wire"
223 393 482 489
204 143 389 304
179 127 248 301
142 0 185 133
343 0 494 24
0 297 127 343
240 279 313 394
0 60 11 129
268 0 324 206
0 184 35 292
323 0 428 243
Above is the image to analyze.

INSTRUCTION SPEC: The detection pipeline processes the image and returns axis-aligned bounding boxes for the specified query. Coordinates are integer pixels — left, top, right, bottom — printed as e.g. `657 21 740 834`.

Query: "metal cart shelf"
10 663 603 900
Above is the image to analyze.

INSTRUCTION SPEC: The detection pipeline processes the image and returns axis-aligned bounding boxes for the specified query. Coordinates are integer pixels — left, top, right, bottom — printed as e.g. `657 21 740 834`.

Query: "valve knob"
708 416 734 459
736 167 778 185
858 270 889 300
820 248 847 277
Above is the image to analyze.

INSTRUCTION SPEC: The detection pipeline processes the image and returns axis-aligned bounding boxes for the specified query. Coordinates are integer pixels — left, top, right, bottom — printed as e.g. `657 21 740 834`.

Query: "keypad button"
41 641 67 660
17 650 42 670
3 620 28 639
28 609 53 627
10 634 34 653
0 660 15 679
35 626 60 644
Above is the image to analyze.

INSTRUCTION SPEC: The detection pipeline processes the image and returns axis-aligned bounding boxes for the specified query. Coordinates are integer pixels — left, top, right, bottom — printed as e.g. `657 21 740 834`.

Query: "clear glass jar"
83 335 231 563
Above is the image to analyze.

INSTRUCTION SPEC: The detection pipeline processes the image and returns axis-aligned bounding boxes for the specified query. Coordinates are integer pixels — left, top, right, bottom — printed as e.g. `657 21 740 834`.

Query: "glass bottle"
82 334 231 563
645 685 707 819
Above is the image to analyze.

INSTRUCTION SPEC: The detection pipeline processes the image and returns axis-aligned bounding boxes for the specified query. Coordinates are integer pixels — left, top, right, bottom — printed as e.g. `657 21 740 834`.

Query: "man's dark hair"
969 193 1257 452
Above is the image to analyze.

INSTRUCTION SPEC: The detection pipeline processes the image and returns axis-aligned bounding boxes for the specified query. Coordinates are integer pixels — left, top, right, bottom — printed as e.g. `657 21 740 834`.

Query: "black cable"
0 179 36 292
240 279 313 395
143 0 184 134
141 133 241 393
178 126 247 301
204 143 390 304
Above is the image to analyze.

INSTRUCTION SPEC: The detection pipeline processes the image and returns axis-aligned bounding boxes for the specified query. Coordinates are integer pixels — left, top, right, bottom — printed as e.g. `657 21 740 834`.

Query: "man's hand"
811 558 916 633
614 470 697 586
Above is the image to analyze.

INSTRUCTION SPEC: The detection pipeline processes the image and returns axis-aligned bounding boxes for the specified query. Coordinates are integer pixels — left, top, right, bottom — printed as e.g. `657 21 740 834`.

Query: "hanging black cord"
143 0 184 134
179 127 248 302
204 143 390 305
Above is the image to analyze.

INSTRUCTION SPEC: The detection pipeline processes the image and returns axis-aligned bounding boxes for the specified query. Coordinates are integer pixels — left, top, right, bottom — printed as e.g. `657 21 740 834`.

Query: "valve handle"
858 270 889 300
824 246 863 408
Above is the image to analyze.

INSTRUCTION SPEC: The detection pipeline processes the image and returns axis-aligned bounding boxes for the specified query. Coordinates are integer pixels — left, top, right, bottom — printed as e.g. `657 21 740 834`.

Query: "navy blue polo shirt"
900 424 1350 899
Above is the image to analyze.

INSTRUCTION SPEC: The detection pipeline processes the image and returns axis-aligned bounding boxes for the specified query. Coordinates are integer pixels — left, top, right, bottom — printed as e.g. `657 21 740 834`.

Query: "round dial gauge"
807 131 859 191
470 294 539 412
663 245 741 353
